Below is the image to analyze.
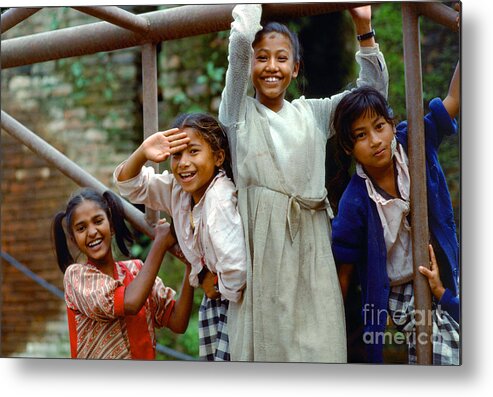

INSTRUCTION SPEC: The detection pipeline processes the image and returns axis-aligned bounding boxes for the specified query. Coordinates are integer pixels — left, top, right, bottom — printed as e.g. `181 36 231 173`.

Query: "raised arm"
349 5 375 48
166 262 194 333
123 221 176 315
116 128 190 182
218 4 262 128
442 61 460 120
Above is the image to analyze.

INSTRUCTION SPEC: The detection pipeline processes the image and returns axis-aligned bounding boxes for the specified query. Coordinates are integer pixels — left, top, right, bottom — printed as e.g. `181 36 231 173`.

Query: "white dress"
219 4 389 362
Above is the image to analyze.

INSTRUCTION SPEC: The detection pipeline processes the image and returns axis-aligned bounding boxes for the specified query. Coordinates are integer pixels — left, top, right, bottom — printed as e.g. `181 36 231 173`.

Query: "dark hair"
253 21 302 63
52 188 133 273
171 112 234 182
328 86 395 211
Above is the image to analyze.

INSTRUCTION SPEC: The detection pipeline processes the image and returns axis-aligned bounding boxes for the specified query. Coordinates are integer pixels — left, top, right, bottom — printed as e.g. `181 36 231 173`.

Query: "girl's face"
70 200 114 267
171 128 224 204
350 110 395 178
251 32 299 112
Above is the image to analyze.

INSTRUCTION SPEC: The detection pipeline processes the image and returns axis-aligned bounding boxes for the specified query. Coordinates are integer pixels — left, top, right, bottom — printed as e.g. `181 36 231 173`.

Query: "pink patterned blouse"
64 260 175 359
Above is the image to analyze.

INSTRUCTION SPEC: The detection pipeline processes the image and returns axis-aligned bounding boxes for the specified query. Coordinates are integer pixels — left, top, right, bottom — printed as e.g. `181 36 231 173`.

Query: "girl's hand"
200 269 221 300
153 219 176 249
141 128 190 164
418 244 446 300
349 5 371 26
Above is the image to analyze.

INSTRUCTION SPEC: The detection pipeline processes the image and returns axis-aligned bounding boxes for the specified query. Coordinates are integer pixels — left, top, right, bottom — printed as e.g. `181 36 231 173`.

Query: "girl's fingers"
428 244 437 269
161 128 181 136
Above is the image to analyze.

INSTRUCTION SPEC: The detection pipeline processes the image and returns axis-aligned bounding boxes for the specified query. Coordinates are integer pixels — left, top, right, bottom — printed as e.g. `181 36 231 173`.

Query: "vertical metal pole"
141 43 159 226
402 3 433 365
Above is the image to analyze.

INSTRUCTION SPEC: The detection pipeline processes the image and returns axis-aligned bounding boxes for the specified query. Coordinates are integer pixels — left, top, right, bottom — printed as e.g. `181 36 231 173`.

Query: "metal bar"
1 251 65 300
142 43 159 226
401 3 433 365
72 6 149 35
0 109 154 239
2 3 365 69
416 2 459 32
1 7 41 34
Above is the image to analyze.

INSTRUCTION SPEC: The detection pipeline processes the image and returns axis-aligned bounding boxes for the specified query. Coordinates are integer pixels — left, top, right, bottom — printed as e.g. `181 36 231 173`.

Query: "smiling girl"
331 62 460 364
52 188 194 359
218 4 388 362
114 113 247 361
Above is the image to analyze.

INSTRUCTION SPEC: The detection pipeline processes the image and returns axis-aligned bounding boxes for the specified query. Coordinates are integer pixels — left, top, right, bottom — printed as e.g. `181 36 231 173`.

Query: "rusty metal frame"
1 3 459 364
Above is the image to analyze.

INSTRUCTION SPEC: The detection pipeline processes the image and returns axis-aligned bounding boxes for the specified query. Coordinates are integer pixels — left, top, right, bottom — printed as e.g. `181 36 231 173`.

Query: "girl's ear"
292 61 300 79
214 149 225 168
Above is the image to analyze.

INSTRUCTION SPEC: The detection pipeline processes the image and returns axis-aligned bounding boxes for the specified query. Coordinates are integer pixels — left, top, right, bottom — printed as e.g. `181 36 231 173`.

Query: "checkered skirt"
198 295 230 361
388 282 460 365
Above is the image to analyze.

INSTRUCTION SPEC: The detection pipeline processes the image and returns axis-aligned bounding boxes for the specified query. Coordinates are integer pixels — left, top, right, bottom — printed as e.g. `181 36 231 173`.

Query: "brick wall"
1 7 146 357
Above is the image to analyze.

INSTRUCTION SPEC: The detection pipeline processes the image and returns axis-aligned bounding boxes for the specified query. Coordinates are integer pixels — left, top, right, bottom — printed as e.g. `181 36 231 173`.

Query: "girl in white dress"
218 4 388 362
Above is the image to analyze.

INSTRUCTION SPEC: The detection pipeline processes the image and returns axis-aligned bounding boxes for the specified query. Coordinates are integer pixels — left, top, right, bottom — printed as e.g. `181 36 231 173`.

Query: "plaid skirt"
198 295 230 361
388 282 460 365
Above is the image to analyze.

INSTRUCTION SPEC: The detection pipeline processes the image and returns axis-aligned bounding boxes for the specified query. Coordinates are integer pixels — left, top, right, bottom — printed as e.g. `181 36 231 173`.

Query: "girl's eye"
375 122 385 131
354 132 366 140
95 218 104 225
278 56 288 62
75 225 85 233
172 153 181 159
190 149 199 155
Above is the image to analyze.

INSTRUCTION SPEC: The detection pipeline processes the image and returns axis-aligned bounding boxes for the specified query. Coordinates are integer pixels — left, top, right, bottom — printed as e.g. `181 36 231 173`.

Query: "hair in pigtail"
52 211 74 273
102 190 134 258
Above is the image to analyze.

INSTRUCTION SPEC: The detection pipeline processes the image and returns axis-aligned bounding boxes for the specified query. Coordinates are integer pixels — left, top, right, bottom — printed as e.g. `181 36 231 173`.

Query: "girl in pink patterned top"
52 188 194 359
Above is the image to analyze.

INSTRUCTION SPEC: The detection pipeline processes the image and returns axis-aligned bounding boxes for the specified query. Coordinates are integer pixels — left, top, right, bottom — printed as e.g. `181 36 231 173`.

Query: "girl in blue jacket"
330 62 460 365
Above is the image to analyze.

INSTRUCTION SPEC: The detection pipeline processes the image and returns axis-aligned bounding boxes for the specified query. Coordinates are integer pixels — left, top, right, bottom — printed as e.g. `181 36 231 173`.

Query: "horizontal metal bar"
1 7 42 34
1 251 65 300
155 343 195 361
416 2 459 32
1 109 154 238
2 3 361 69
72 6 149 35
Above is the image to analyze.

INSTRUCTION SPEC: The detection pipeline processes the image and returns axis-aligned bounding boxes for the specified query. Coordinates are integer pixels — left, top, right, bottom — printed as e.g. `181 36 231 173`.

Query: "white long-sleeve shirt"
114 165 247 303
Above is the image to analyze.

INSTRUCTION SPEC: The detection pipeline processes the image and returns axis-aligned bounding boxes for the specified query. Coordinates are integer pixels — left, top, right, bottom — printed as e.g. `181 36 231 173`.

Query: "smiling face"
251 32 300 112
350 110 396 179
70 199 114 268
171 128 224 205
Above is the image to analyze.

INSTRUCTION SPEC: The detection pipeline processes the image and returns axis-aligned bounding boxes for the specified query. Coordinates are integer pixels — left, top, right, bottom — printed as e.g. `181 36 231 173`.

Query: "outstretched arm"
124 221 176 315
166 263 194 333
442 61 460 120
349 5 375 48
116 128 190 182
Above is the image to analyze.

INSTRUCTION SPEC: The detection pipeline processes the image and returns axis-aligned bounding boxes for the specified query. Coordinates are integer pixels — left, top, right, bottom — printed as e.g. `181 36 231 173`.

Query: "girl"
53 187 194 360
114 113 247 361
330 62 460 364
218 4 388 362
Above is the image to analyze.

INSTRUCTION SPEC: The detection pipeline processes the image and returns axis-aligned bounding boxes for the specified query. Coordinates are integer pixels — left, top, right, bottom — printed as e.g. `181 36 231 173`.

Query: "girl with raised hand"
114 113 247 361
53 187 194 359
218 4 388 362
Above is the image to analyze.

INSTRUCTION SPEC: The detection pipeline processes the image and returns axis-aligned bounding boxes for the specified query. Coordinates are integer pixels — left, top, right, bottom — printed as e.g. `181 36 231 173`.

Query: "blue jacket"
332 98 460 363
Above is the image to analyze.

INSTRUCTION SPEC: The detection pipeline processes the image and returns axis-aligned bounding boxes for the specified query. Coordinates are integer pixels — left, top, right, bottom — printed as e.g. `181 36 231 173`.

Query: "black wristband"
357 29 375 41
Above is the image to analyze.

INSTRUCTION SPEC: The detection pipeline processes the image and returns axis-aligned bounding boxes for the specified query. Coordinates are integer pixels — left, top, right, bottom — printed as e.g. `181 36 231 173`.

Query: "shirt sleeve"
64 264 124 322
113 161 174 215
331 184 367 265
203 187 247 303
438 288 460 323
149 275 176 328
218 4 262 129
307 44 388 140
